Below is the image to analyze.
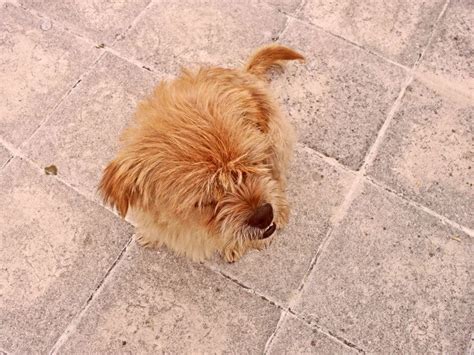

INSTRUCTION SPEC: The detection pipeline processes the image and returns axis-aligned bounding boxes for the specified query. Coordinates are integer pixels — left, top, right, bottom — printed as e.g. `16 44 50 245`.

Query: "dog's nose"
247 203 273 229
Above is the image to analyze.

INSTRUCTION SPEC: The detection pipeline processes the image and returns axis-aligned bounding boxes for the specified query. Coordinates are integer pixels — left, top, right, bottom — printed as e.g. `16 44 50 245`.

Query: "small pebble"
40 18 52 31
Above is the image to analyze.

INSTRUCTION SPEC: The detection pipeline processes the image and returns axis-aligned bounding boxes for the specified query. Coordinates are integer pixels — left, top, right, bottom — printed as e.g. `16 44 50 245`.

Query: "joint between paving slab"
287 310 366 353
110 0 155 47
365 176 474 238
206 264 285 310
263 308 366 354
48 237 134 354
296 310 366 354
411 0 450 72
275 11 411 72
18 51 106 153
263 309 287 354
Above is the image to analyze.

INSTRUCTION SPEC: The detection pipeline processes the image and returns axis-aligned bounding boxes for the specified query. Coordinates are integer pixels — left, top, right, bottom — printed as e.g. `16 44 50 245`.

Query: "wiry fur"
99 44 304 262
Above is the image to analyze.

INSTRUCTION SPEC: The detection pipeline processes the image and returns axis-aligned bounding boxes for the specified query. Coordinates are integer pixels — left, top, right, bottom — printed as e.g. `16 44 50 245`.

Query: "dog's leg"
222 240 247 263
222 236 275 263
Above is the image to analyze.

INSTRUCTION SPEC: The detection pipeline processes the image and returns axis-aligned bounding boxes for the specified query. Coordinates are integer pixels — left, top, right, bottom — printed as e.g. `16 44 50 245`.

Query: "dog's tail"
244 44 304 80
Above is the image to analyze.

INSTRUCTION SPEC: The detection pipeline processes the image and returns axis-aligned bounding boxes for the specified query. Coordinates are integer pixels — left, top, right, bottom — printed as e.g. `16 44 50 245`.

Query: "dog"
99 44 304 262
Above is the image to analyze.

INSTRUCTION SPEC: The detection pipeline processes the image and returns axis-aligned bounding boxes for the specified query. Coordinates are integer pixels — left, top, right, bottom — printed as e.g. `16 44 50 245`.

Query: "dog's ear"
98 158 139 218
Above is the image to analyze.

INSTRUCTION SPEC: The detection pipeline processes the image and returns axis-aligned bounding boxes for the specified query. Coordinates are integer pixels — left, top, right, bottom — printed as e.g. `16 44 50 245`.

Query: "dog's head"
99 91 280 243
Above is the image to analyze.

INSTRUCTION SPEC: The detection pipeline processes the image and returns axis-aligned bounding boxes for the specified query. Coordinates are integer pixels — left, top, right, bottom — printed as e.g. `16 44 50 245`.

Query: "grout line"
411 0 451 71
110 0 155 47
206 264 284 309
210 262 365 354
207 263 364 353
263 309 288 353
103 45 162 75
290 310 365 353
365 176 474 237
48 237 134 354
272 9 410 72
17 50 106 151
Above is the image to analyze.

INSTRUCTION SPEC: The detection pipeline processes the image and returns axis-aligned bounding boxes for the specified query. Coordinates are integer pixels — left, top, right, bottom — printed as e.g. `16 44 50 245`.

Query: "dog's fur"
99 44 303 262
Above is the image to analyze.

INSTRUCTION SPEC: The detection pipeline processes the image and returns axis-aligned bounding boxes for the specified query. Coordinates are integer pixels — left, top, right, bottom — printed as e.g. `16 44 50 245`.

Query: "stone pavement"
0 0 472 353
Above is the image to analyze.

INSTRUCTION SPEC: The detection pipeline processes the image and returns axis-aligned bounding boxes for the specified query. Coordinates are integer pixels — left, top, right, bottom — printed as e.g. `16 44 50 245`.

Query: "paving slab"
295 182 473 353
0 158 132 353
299 0 445 66
0 3 97 147
369 78 473 228
58 243 280 353
419 0 474 93
113 0 287 73
19 0 151 45
271 19 406 169
268 314 357 354
213 145 354 305
23 53 158 201
0 144 12 168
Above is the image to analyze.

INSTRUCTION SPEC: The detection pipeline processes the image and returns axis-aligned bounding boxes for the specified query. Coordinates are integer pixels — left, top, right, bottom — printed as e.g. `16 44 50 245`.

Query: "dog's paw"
249 237 273 251
222 246 244 263
135 233 161 249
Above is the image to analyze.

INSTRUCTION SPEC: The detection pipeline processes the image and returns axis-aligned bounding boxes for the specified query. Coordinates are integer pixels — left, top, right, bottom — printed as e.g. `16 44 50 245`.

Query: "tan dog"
99 44 303 262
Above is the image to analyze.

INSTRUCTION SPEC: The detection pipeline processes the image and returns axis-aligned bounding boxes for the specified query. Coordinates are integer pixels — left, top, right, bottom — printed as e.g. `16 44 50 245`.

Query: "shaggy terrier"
99 44 304 262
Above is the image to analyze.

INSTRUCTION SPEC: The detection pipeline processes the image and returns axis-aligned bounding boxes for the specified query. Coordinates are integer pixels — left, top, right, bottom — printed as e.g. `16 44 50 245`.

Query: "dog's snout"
247 203 273 229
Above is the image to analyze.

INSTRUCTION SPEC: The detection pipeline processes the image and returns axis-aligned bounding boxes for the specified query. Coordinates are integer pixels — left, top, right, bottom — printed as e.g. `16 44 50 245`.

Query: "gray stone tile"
23 53 158 200
59 244 280 353
0 3 97 147
268 315 357 354
213 145 354 305
295 182 473 353
271 20 406 169
0 144 12 168
0 158 132 353
369 78 473 228
299 0 445 66
419 0 474 92
19 0 151 45
114 0 287 73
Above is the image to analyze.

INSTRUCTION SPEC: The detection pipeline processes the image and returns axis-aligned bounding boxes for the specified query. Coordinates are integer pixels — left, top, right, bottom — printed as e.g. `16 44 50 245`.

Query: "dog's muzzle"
247 203 276 239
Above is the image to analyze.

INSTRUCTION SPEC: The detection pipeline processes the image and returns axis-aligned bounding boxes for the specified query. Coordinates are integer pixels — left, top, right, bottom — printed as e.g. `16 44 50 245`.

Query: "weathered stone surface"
114 0 287 73
268 315 357 354
369 78 473 228
0 158 132 353
419 0 474 93
296 182 473 353
271 19 406 169
214 146 354 305
59 244 280 353
23 53 158 200
299 0 445 66
0 3 96 147
19 0 151 45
